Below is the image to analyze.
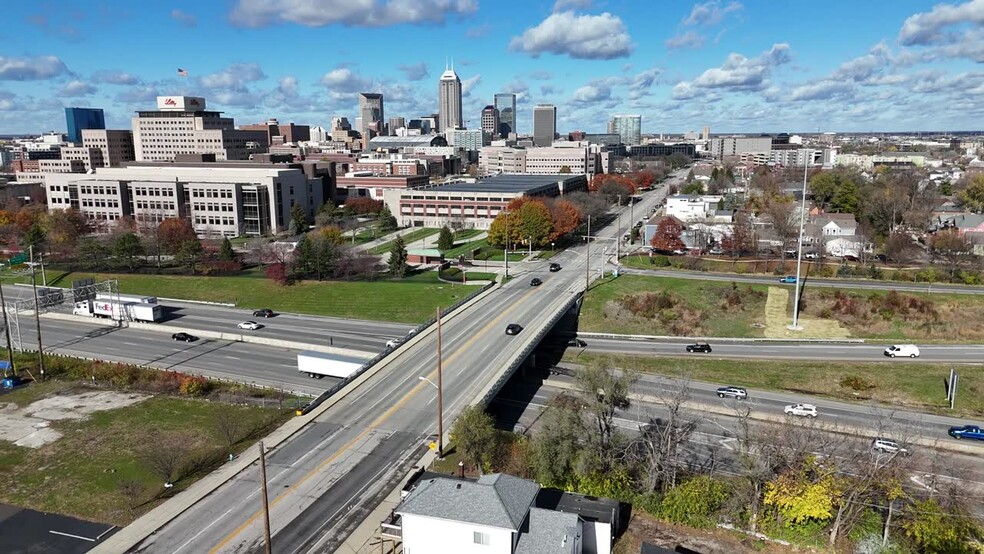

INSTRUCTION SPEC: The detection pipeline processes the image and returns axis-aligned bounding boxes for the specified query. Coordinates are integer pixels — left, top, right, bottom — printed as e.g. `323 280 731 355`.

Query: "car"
948 425 984 441
530 277 543 286
803 252 818 260
549 263 562 272
778 276 798 284
872 438 910 456
505 323 523 335
884 344 920 358
686 342 712 353
252 308 275 318
237 321 261 330
784 403 818 417
716 386 747 400
567 338 587 347
171 332 197 342
385 338 403 349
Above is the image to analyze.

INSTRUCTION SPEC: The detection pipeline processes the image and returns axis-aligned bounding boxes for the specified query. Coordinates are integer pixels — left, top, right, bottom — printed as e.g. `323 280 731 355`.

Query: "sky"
1 0 983 136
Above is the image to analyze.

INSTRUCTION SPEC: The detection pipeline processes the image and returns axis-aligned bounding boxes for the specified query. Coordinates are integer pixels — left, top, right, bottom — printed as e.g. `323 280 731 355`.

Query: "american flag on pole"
177 68 188 77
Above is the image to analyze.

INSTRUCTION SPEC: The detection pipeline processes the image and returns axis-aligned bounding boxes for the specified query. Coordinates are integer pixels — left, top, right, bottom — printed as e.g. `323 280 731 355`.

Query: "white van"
884 344 920 358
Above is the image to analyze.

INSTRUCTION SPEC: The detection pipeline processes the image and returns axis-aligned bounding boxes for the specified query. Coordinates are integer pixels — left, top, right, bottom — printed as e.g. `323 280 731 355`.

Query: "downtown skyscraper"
533 104 556 147
358 92 384 142
494 93 516 138
438 63 463 132
610 114 642 146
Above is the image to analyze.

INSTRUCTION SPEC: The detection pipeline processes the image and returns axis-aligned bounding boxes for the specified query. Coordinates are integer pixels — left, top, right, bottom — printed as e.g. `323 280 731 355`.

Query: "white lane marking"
49 530 95 541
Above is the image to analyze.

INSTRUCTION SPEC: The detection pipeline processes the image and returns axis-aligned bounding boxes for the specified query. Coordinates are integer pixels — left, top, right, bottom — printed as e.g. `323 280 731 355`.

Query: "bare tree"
762 197 797 260
575 366 635 458
117 477 145 511
141 436 192 486
635 376 699 493
214 409 243 447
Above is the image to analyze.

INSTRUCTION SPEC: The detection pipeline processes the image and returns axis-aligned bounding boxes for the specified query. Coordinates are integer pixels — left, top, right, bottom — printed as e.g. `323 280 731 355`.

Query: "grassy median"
565 351 984 418
36 268 480 323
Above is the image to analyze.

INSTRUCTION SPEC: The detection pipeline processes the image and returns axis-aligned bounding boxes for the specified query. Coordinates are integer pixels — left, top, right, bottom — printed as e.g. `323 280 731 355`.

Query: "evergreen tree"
113 232 145 270
21 223 46 253
219 237 235 261
437 226 454 251
378 204 398 232
290 203 307 235
387 235 408 277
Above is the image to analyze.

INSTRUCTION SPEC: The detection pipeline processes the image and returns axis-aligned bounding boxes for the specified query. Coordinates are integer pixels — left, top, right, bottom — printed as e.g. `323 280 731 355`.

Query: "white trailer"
95 293 158 305
297 351 367 379
73 299 164 323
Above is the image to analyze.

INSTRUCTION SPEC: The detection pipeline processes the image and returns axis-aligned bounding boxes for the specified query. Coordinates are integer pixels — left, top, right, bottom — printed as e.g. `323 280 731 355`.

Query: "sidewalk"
353 227 423 253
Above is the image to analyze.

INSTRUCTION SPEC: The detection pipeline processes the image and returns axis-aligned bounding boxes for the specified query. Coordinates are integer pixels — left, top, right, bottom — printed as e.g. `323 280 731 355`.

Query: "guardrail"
296 281 497 415
478 292 582 406
576 332 867 344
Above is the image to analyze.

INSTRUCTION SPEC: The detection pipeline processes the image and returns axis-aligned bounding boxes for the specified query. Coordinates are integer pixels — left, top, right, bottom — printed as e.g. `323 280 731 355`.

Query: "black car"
505 323 524 335
567 338 587 347
686 342 712 353
530 278 543 286
172 332 197 342
548 263 561 272
253 309 275 318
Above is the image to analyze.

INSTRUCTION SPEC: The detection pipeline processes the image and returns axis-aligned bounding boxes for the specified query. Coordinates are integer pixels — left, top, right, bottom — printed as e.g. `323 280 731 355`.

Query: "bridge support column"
520 352 536 380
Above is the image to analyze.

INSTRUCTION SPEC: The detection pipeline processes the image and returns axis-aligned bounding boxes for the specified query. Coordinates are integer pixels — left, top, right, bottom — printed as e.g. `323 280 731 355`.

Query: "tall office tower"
481 105 500 140
65 107 105 144
494 93 516 137
388 117 406 134
331 117 351 131
611 114 642 146
438 64 463 132
607 118 616 134
310 126 328 142
532 104 557 147
131 96 268 161
702 125 710 140
358 93 384 141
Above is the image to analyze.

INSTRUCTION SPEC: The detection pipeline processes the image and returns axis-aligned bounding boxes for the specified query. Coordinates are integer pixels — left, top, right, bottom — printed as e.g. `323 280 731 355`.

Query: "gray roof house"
391 472 617 554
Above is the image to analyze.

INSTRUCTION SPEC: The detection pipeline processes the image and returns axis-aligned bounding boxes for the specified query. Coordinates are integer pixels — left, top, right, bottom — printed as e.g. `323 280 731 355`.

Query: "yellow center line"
208 286 539 553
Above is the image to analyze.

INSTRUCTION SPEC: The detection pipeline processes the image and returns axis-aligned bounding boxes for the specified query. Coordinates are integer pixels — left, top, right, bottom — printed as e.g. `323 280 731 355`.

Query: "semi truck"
73 299 164 323
297 351 367 379
95 293 158 305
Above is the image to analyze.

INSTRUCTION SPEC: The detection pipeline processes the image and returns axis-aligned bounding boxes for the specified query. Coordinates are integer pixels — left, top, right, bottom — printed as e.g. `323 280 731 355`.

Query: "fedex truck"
297 351 367 379
73 299 163 323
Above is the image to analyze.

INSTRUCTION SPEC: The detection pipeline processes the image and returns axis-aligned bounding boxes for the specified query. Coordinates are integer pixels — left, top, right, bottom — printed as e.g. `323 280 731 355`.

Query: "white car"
884 344 920 358
872 438 910 456
784 403 818 418
385 338 403 349
237 321 261 330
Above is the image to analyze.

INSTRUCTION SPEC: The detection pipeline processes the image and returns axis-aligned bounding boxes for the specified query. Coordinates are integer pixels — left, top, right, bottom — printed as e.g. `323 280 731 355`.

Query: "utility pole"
259 441 272 554
0 279 14 377
436 306 444 457
504 212 509 280
788 155 810 331
29 246 45 380
585 215 591 291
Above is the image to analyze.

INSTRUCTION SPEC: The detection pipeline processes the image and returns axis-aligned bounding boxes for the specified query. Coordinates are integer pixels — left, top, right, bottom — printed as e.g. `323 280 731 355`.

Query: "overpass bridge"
92 176 678 554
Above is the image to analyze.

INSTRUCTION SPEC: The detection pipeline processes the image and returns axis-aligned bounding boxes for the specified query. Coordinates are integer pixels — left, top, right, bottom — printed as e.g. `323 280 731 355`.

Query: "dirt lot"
0 390 149 448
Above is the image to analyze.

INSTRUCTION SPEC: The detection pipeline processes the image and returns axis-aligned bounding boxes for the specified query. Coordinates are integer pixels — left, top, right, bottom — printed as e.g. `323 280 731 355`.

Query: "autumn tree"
763 456 839 527
956 174 984 213
158 218 198 254
632 170 656 189
515 200 554 247
720 211 754 260
930 230 975 280
650 217 684 253
762 197 797 257
42 208 89 253
883 231 918 268
344 197 383 215
589 173 636 194
547 199 581 242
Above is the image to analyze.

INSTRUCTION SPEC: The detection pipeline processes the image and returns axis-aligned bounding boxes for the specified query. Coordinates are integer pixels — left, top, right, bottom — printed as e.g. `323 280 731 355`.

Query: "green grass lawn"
580 274 769 337
475 245 528 262
444 237 489 258
368 227 440 255
0 383 290 525
38 269 481 323
454 229 483 241
566 352 984 418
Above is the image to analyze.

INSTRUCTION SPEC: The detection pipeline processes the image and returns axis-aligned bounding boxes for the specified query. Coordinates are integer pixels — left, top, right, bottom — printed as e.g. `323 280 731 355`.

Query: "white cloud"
277 76 299 96
92 71 141 85
461 74 482 95
0 55 69 81
171 9 197 27
199 63 267 92
115 86 160 103
628 68 661 99
552 0 591 10
398 62 429 81
320 67 374 99
898 0 984 45
682 0 743 26
509 11 633 60
665 31 705 50
230 0 477 28
572 82 611 103
789 80 854 101
832 42 892 82
673 43 790 99
58 80 96 97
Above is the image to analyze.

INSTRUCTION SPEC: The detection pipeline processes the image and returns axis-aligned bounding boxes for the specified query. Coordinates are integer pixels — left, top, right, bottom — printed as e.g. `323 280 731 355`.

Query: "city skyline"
1 0 983 136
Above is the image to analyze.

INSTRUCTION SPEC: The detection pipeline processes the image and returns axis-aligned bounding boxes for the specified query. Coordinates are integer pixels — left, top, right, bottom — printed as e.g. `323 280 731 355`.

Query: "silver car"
872 438 910 456
716 386 747 400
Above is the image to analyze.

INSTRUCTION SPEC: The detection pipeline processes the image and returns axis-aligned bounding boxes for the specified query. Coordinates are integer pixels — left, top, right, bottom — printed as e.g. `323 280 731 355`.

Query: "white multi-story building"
132 96 268 162
665 194 725 222
610 115 641 146
479 144 601 177
43 163 322 237
768 148 821 167
707 136 772 159
447 129 487 151
81 129 135 167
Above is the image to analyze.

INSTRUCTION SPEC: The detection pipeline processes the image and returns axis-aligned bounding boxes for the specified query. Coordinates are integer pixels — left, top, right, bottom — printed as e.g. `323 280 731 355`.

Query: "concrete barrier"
577 331 866 344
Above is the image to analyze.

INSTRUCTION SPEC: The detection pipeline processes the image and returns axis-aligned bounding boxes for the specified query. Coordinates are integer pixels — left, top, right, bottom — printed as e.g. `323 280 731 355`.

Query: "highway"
578 336 984 363
4 285 415 353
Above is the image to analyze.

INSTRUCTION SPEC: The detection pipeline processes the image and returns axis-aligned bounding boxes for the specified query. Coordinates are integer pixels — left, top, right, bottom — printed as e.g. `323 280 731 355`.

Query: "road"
617 266 984 295
3 285 414 353
578 336 984 363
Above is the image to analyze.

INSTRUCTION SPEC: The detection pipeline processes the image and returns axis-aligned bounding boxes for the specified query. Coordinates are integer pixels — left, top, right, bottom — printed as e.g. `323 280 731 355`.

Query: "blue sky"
1 0 983 136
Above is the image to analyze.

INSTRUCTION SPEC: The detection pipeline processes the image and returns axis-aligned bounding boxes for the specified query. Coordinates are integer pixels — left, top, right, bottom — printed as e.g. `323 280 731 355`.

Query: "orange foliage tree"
589 173 637 194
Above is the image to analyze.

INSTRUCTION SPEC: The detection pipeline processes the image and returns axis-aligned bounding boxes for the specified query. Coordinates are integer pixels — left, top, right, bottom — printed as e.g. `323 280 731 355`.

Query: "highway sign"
8 253 27 265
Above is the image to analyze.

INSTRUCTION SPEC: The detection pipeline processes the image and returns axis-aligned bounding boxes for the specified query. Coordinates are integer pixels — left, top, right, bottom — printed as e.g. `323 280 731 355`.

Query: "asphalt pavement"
0 503 117 554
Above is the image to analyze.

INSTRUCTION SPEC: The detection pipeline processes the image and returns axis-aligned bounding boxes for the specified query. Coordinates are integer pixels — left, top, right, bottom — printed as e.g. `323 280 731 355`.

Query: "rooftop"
514 508 580 554
398 473 540 530
427 174 585 194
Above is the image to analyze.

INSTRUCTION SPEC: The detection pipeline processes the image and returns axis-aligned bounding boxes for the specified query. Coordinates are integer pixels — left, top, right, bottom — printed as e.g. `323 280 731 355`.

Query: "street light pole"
585 215 591 291
0 278 13 376
528 236 532 259
788 152 810 331
504 211 509 280
436 306 443 458
29 246 45 379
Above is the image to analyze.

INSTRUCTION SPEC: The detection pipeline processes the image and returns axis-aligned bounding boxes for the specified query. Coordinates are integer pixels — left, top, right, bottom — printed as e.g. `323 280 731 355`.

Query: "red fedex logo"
164 98 177 106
